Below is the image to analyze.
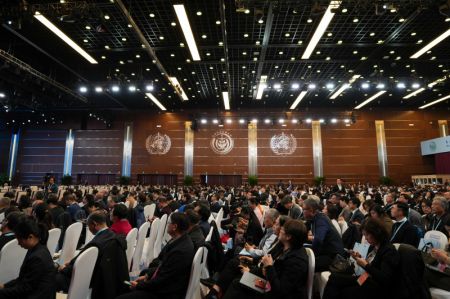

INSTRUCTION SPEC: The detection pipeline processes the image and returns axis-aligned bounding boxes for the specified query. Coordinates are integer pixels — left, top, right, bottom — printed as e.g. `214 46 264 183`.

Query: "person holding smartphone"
323 218 399 299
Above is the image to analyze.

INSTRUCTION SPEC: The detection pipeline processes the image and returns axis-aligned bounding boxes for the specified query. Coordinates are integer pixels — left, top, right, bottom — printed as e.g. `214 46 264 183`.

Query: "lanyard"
432 218 442 231
390 220 407 242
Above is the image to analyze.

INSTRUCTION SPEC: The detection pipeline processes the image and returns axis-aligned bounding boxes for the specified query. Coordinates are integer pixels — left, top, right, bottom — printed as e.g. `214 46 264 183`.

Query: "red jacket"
110 219 132 236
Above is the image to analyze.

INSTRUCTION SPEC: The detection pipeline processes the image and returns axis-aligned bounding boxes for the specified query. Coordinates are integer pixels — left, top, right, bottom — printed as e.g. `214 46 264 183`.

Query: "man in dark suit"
56 212 129 299
390 202 420 247
429 196 449 237
331 178 345 193
117 212 195 299
348 197 365 224
303 198 345 272
185 209 205 252
0 211 25 250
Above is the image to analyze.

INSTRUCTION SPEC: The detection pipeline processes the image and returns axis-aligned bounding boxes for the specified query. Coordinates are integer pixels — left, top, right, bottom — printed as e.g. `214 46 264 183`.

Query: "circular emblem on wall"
210 130 234 155
270 132 297 155
146 132 171 155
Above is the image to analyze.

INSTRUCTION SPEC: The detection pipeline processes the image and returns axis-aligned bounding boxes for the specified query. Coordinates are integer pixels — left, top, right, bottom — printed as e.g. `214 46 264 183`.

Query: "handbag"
329 254 354 274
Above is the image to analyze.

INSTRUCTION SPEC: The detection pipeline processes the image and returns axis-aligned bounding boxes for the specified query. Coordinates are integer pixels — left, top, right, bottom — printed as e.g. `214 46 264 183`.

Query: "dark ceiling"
0 0 449 115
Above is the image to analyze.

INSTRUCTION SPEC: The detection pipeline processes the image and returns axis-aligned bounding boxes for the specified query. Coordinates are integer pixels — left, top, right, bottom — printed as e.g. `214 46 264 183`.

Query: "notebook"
239 271 269 293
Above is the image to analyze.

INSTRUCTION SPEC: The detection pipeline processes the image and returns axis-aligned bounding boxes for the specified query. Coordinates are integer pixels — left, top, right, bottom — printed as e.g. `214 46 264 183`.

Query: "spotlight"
326 83 335 90
331 118 338 123
291 119 298 124
212 119 218 124
319 119 325 123
0 93 5 98
397 82 406 89
200 119 207 124
412 83 420 89
344 118 351 123
111 85 120 92
128 85 137 92
145 85 154 91
361 82 370 89
306 118 312 123
308 83 316 89
291 83 300 90
273 83 281 89
264 119 271 124
95 86 103 93
239 119 246 124
225 119 232 124
79 86 88 93
376 83 385 89
278 119 285 124
251 118 258 123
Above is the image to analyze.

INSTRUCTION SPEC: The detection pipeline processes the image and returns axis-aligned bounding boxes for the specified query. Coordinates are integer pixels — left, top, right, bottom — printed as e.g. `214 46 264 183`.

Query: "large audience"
0 178 449 299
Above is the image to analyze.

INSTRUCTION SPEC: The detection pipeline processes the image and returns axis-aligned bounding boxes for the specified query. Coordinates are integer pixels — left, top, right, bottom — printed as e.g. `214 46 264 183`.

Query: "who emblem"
145 132 171 155
270 132 297 155
210 130 234 155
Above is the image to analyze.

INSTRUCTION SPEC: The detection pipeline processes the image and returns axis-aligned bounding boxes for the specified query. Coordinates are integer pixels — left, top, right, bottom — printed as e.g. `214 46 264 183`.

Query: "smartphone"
123 281 132 286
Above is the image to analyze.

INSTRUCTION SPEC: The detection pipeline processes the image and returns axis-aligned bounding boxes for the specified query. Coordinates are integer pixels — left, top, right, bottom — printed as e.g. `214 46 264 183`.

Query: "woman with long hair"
0 217 56 299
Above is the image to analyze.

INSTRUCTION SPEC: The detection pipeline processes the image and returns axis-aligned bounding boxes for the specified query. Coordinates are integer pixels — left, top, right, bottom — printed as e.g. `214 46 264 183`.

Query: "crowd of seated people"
0 178 448 299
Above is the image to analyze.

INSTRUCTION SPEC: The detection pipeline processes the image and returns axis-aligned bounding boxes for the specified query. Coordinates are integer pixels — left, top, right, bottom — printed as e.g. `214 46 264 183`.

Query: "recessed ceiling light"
101 55 106 59
239 119 245 124
342 8 348 13
285 33 290 37
376 83 385 89
298 40 303 44
327 32 332 37
308 83 316 89
83 39 88 43
399 18 405 22
411 32 416 36
104 15 110 20
292 83 300 89
264 119 271 124
370 32 375 36
216 20 221 25
85 25 91 30
258 19 264 24
273 83 281 89
159 36 164 40
306 118 312 123
307 18 313 23
121 37 127 41
171 22 176 26
111 85 120 92
279 51 283 55
244 33 249 38
353 18 359 22
79 86 88 93
326 83 335 89
149 13 155 17
337 40 343 44
412 83 420 89
377 40 384 44
196 11 202 16
128 85 136 92
95 86 103 93
361 82 370 89
201 34 207 39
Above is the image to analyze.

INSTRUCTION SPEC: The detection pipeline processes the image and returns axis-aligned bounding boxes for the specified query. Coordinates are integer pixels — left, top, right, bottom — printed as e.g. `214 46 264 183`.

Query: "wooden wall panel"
384 119 435 183
193 123 248 177
132 114 185 179
15 129 66 184
72 129 123 176
257 125 313 184
322 120 379 184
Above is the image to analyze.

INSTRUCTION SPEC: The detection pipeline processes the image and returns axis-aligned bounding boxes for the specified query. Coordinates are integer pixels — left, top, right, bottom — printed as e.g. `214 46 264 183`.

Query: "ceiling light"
344 118 350 123
145 93 167 111
290 91 308 110
79 87 88 93
307 18 313 23
273 83 281 89
222 91 230 110
285 33 290 37
216 20 221 25
278 119 285 124
0 93 5 98
291 119 298 124
329 83 349 99
403 87 425 99
419 94 450 109
200 119 207 124
319 119 325 123
34 12 98 64
337 40 343 44
239 119 245 124
302 1 341 59
244 9 250 14
256 75 268 99
308 83 316 89
396 82 406 89
412 83 420 89
145 85 154 91
292 83 300 89
201 35 207 39
171 22 176 26
326 83 335 89
226 119 232 124
111 85 120 92
306 118 312 123
258 19 264 24
85 25 91 30
353 18 359 22
128 85 136 92
212 119 218 124
104 15 110 20
169 77 189 101
196 11 202 16
251 119 258 124
376 83 385 89
331 118 338 123
264 119 271 124
354 90 386 109
361 82 370 89
173 4 201 61
411 28 450 59
399 18 405 22
370 32 375 36
95 86 103 93
244 33 249 38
